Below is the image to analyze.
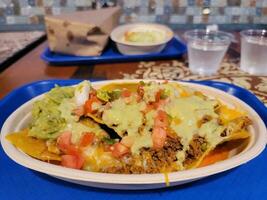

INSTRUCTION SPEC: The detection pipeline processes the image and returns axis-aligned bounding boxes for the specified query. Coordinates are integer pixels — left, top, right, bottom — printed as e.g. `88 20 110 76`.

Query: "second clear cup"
240 29 267 75
184 30 233 76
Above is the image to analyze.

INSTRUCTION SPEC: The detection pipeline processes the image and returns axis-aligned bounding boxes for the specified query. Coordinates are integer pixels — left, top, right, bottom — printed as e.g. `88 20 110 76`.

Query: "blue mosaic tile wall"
0 0 266 27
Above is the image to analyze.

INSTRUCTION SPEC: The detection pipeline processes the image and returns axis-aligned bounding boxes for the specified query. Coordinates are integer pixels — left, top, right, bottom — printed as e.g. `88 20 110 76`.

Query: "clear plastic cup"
240 29 267 75
184 30 233 76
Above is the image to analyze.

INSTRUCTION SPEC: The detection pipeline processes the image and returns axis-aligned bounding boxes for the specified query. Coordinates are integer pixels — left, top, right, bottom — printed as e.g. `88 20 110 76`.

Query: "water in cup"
240 34 267 75
188 42 228 75
184 30 232 76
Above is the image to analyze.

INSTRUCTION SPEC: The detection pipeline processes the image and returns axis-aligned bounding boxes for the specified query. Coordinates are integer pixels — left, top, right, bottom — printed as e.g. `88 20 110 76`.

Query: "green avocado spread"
28 86 75 139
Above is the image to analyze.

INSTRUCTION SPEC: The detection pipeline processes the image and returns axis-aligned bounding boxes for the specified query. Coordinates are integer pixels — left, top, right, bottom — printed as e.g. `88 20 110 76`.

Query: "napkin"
45 7 121 56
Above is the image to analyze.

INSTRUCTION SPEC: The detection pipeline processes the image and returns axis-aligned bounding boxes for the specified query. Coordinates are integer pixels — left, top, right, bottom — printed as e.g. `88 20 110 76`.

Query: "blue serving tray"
41 38 187 65
0 80 267 200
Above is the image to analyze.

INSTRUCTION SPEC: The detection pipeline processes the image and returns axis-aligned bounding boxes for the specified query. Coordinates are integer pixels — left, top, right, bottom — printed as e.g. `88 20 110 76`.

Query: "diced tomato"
152 110 168 149
155 89 163 102
65 145 80 157
57 131 85 169
136 94 142 103
163 80 169 84
137 85 144 96
154 99 167 109
89 88 97 97
144 99 167 112
137 85 144 102
121 136 134 148
76 154 85 169
57 131 80 156
57 131 72 152
80 132 95 147
72 106 84 117
152 127 167 149
84 96 101 114
144 104 154 113
61 154 84 169
121 89 131 98
61 155 77 169
103 144 112 152
110 142 129 158
154 110 168 128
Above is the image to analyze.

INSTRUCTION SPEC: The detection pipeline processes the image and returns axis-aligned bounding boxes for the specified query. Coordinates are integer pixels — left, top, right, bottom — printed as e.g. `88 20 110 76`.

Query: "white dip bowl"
110 23 174 55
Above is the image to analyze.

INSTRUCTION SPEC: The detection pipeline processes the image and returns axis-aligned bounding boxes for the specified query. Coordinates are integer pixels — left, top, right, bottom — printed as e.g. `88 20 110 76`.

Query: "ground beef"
183 135 207 167
102 136 183 174
143 136 183 173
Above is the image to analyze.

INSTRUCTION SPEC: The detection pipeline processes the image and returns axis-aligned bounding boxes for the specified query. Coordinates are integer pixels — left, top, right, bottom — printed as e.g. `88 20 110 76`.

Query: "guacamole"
29 86 75 139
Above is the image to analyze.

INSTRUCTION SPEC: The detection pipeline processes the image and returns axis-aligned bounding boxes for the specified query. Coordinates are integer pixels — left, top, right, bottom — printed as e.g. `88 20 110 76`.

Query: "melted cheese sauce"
199 119 225 147
59 98 106 144
131 134 153 155
163 95 220 167
98 82 250 168
102 98 146 137
142 82 182 103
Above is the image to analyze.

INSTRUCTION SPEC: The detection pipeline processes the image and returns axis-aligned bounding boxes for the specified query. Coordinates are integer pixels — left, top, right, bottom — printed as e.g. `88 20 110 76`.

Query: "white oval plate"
1 80 266 190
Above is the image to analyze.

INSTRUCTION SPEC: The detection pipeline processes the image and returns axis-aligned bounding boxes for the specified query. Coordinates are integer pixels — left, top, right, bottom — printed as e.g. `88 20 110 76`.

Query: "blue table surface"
0 79 266 200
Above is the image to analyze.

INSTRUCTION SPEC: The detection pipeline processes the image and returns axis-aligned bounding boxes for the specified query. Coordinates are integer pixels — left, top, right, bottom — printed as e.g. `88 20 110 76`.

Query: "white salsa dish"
110 23 174 55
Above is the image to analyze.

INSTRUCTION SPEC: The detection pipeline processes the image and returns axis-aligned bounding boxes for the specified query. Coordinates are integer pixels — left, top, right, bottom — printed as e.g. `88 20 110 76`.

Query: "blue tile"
210 0 225 6
256 0 263 6
123 7 133 15
1 0 267 27
248 7 256 15
261 16 267 23
164 6 172 14
187 6 201 15
65 0 75 6
139 0 149 7
170 15 187 23
139 7 148 15
4 7 14 15
256 8 262 16
239 16 248 23
156 15 164 23
0 16 6 24
203 0 211 6
17 0 28 7
53 0 61 7
187 0 195 6
193 16 202 23
254 16 262 23
155 6 164 15
27 0 35 6
164 0 172 6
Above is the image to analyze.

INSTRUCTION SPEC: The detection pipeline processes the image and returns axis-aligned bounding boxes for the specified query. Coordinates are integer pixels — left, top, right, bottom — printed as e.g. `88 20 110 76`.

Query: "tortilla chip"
6 129 61 161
